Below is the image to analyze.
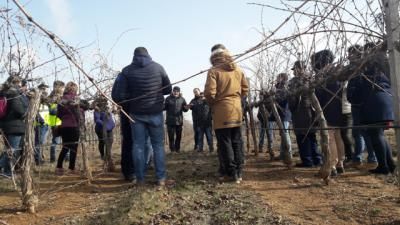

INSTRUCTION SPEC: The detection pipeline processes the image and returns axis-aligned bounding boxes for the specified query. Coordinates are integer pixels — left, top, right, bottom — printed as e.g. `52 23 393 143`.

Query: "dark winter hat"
173 86 180 92
38 83 49 90
291 60 306 70
211 44 226 52
134 47 149 56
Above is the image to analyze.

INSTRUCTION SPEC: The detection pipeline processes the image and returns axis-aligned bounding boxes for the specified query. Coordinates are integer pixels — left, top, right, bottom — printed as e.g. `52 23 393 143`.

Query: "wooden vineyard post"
21 88 42 213
247 82 259 155
382 0 400 181
80 119 92 183
310 93 331 184
244 112 251 153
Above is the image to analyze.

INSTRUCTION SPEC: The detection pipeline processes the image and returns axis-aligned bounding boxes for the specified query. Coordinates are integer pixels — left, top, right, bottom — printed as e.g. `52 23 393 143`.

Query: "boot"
268 148 275 160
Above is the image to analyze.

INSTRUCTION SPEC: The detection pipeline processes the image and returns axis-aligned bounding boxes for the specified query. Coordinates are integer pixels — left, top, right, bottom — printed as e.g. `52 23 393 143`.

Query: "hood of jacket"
210 52 236 71
132 55 153 68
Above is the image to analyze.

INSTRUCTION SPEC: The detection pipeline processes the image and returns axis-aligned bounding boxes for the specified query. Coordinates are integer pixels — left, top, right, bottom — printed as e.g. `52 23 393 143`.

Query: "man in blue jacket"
112 47 172 186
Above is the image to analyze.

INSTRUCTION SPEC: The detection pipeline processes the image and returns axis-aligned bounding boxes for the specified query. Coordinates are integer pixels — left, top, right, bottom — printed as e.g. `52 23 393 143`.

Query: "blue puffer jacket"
315 80 343 126
112 54 172 115
347 72 393 124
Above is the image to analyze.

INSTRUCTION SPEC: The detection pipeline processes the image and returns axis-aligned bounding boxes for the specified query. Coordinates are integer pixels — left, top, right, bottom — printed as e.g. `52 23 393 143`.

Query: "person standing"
269 73 292 160
164 86 188 153
313 50 346 175
196 92 214 152
346 45 377 166
204 44 249 183
113 47 172 185
189 88 202 151
93 95 115 164
55 82 83 175
47 81 65 163
34 83 50 165
112 77 134 181
288 61 322 168
0 76 28 178
348 43 395 175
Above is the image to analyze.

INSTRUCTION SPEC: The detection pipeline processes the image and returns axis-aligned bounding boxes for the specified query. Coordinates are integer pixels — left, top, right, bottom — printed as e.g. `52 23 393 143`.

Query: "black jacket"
164 95 188 126
288 76 317 135
112 55 172 115
0 87 28 135
189 96 203 126
190 97 212 128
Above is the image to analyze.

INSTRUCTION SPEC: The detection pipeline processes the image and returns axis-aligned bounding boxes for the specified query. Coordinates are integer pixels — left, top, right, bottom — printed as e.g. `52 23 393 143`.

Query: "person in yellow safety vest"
48 80 65 163
34 83 50 165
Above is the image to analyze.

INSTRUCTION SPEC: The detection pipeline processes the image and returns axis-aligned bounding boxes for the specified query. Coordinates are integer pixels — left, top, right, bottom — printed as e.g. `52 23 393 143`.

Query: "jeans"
167 125 183 152
351 108 377 163
130 112 166 182
215 127 244 177
0 135 23 176
145 134 153 167
259 122 273 150
352 129 377 163
34 125 49 165
196 126 213 151
295 133 322 166
120 111 134 180
365 127 395 172
193 123 199 149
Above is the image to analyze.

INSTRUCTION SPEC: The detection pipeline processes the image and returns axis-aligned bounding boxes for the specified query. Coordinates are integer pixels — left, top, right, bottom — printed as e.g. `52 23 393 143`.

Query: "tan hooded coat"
204 51 249 129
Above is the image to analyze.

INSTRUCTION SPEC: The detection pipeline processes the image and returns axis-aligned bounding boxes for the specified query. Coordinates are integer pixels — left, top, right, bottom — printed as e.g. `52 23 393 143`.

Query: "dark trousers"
365 127 396 172
215 127 244 177
57 127 79 170
167 125 182 152
340 113 354 160
95 129 114 159
295 133 322 166
120 112 134 179
193 123 199 149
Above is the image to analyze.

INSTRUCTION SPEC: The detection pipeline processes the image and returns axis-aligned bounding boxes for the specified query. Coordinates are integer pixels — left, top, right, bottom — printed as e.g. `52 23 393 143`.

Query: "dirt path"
0 159 133 225
0 146 399 225
242 154 400 225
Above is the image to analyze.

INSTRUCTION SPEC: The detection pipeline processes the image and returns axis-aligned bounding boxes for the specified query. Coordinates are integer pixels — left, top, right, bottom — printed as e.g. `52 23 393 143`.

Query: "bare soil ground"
0 136 399 225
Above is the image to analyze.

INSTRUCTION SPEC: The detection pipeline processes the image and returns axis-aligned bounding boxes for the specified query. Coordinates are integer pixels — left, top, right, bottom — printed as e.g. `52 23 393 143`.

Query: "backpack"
0 95 7 119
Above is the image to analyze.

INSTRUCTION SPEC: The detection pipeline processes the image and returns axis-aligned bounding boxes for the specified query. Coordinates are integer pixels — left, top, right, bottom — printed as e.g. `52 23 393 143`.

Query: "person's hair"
311 49 334 71
6 75 22 85
64 81 78 94
364 52 390 76
277 73 288 82
363 42 389 76
53 80 65 87
193 88 200 92
348 44 362 56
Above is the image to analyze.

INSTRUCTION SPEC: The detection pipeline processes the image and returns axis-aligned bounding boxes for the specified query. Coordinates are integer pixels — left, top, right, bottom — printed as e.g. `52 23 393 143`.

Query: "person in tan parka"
204 44 249 184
